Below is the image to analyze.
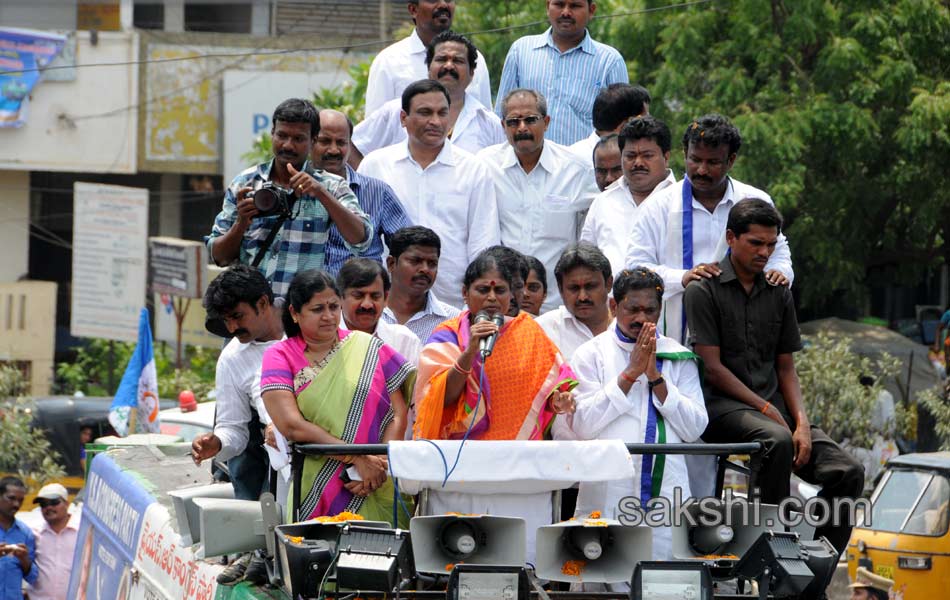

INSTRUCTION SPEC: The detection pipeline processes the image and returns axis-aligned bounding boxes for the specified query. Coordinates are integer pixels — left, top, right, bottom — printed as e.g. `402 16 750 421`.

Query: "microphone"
475 311 505 358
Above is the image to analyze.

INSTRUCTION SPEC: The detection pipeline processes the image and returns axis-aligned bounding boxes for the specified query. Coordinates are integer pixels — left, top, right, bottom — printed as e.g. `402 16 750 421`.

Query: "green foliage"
797 332 906 447
54 339 218 402
453 0 950 311
241 60 372 167
313 60 372 123
0 365 65 483
919 380 950 451
240 132 272 169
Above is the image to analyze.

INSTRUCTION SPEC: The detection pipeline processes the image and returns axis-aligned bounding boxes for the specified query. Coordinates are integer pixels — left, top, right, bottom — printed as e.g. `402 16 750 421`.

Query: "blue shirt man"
0 477 38 600
313 110 412 275
495 0 628 145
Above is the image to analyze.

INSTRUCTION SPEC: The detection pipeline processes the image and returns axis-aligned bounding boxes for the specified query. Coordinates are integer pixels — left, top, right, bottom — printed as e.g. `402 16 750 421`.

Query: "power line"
0 0 718 76
59 0 721 124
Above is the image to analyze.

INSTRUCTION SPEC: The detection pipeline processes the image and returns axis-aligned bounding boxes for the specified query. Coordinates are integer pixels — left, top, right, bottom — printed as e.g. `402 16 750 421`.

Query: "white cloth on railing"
389 440 633 564
388 439 635 495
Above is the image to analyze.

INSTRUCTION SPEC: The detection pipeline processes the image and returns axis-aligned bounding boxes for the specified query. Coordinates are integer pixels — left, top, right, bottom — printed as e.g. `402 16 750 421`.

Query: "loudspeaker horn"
192 498 265 558
535 518 652 584
168 483 235 546
410 515 526 575
671 500 781 561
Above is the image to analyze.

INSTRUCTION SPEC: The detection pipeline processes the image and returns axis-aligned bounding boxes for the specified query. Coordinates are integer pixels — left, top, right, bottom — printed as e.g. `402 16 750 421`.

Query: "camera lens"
253 188 278 213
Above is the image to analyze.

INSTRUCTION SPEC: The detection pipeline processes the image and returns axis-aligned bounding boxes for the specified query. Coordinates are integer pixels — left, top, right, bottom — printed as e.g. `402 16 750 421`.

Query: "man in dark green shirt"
684 199 863 555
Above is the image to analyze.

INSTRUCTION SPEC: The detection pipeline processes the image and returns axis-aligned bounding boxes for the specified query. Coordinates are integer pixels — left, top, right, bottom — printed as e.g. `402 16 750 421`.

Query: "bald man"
313 109 412 275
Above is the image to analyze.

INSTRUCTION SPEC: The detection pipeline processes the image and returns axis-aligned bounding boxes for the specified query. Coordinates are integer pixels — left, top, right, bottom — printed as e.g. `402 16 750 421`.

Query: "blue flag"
109 308 160 436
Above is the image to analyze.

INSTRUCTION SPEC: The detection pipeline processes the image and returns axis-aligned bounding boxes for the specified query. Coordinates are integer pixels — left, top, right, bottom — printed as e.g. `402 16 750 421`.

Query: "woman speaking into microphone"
412 248 576 441
410 249 578 562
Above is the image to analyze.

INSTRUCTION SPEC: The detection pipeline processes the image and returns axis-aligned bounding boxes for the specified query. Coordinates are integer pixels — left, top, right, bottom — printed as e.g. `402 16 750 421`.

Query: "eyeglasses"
38 498 63 508
504 115 542 128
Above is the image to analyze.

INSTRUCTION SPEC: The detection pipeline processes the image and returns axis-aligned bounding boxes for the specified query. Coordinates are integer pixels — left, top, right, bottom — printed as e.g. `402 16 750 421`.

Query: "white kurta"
353 93 504 158
568 327 708 559
625 177 794 343
364 29 493 116
477 140 598 312
358 139 501 307
580 170 676 277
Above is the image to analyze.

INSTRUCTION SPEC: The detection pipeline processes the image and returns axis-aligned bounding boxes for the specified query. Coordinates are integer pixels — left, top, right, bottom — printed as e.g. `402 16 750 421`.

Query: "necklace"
305 339 340 368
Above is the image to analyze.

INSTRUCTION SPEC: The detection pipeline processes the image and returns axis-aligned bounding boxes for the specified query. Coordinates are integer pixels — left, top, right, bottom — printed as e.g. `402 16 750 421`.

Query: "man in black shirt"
684 199 863 555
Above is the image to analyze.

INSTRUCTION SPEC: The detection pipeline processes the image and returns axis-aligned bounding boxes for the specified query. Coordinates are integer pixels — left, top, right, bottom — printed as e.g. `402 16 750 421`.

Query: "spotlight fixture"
630 561 714 600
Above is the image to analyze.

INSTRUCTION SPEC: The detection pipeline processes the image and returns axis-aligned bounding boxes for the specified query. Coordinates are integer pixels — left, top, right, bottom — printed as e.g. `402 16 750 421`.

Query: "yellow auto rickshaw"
847 452 950 600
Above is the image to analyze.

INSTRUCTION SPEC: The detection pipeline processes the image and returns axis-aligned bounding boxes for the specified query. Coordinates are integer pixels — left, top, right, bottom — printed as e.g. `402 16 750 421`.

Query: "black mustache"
437 68 459 79
433 8 451 18
356 308 376 314
514 133 534 141
233 329 249 337
321 154 342 161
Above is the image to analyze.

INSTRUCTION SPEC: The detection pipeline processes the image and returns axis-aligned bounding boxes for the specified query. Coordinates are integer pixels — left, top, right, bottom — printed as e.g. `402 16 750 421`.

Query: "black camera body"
252 182 296 218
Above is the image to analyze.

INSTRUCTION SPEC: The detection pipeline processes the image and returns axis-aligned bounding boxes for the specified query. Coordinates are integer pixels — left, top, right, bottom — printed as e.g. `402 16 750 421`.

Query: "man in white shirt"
365 0 492 116
28 484 79 600
536 243 613 361
569 83 651 165
382 226 461 343
592 134 622 192
190 265 285 585
191 265 284 500
337 257 422 365
478 88 597 312
352 31 503 166
582 115 676 276
569 268 707 562
359 80 500 308
625 113 794 345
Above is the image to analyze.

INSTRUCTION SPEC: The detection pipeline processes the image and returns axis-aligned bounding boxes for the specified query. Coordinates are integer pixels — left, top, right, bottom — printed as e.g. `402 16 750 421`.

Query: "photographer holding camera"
207 98 371 298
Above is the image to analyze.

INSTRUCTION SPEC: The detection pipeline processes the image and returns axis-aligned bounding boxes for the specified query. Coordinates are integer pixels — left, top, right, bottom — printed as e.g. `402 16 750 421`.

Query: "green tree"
55 339 218 402
455 0 950 312
796 332 913 447
0 365 65 483
633 0 950 311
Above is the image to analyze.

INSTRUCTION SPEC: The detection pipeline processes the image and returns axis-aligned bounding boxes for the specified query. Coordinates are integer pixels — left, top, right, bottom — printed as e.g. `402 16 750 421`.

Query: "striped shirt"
495 28 628 146
206 160 371 298
324 165 412 275
381 291 460 344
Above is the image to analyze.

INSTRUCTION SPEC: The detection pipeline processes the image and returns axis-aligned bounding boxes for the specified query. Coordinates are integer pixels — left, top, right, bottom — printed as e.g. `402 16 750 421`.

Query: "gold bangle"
761 402 771 414
453 361 472 376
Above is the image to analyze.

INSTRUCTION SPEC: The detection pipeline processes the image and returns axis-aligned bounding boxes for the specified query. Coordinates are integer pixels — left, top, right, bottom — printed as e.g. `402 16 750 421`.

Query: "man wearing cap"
849 566 894 600
0 476 37 600
28 483 80 600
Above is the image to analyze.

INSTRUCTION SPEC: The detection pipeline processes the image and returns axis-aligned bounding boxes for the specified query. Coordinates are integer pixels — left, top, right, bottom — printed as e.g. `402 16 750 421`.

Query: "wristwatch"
647 375 665 391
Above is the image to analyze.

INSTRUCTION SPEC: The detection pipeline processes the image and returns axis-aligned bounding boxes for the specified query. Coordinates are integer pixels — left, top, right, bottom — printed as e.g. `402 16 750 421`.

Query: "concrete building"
0 0 409 393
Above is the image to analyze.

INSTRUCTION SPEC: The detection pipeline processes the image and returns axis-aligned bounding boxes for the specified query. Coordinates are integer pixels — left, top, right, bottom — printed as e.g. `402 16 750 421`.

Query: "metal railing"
290 441 763 522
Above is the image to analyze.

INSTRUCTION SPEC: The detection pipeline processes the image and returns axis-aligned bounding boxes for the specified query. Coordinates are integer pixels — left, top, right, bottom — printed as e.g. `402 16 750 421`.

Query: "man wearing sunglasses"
478 88 598 313
28 484 79 600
